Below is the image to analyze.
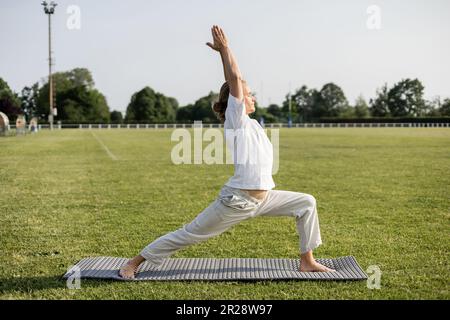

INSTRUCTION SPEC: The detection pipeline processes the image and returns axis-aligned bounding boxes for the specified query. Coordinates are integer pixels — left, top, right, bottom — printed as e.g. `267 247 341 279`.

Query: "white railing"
4 122 450 131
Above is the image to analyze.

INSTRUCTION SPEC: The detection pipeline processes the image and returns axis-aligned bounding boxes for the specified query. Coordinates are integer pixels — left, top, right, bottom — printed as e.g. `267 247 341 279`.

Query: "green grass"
0 128 449 299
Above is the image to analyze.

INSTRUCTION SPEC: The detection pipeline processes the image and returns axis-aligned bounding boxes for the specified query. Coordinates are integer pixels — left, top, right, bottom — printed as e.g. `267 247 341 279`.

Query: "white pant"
140 185 323 268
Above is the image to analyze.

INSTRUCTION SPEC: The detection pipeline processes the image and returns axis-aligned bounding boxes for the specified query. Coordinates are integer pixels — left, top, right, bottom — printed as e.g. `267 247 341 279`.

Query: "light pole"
288 82 292 128
42 1 57 130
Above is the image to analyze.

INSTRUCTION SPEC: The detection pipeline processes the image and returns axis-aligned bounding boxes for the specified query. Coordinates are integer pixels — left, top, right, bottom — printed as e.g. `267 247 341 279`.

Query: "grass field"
0 128 449 300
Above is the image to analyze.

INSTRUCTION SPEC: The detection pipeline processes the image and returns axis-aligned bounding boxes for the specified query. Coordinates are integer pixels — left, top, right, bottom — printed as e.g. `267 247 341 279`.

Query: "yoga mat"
63 256 367 281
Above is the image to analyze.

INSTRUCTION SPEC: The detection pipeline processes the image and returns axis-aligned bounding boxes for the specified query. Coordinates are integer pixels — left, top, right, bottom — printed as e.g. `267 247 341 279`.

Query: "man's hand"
206 25 228 52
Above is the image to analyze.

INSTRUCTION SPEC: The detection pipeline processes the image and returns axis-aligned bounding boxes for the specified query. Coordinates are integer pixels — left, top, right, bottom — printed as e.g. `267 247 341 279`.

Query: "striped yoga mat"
63 256 367 281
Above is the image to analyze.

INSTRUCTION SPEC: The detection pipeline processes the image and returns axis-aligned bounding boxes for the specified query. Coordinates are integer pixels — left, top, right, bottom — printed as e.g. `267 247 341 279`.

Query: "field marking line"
90 131 118 161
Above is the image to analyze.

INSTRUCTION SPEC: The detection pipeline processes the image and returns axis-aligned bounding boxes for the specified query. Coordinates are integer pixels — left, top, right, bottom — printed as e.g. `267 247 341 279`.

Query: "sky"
1 0 450 113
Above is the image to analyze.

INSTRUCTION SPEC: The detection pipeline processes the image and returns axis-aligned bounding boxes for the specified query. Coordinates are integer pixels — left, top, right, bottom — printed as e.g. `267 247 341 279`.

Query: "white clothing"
223 94 275 190
140 185 322 268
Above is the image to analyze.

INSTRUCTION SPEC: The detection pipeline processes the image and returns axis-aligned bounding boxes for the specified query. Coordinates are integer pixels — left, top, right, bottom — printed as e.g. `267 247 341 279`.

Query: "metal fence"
5 122 450 131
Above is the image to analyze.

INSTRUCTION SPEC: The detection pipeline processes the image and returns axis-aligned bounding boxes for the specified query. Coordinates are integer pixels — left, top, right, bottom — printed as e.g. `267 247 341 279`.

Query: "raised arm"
206 25 243 101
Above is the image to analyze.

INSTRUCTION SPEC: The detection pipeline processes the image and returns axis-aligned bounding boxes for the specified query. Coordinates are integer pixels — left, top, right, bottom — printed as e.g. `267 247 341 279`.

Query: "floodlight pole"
288 82 292 128
42 1 57 130
48 12 54 130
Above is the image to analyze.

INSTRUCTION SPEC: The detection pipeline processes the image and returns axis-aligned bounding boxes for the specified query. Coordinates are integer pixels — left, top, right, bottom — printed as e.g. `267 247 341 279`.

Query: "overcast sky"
1 0 449 112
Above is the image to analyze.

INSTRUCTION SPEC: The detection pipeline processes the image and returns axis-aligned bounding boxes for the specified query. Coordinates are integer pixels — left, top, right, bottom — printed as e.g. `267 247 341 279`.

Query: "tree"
67 68 95 88
168 97 179 111
387 78 425 117
191 92 218 123
176 91 218 123
353 95 370 118
440 98 450 116
423 96 442 116
176 104 195 122
57 86 109 122
291 86 319 122
281 93 295 123
83 89 110 122
252 105 278 123
279 86 319 122
315 83 348 118
36 68 110 123
369 84 390 117
338 105 356 118
125 86 178 123
110 110 124 123
20 83 40 121
338 95 369 119
266 104 282 121
0 78 21 121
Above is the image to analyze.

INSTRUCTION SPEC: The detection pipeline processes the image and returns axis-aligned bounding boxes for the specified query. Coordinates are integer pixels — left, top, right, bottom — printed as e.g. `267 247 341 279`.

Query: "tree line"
1 67 449 124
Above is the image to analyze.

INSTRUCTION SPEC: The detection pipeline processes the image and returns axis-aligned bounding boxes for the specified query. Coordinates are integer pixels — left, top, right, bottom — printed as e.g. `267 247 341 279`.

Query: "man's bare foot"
119 261 138 279
299 250 336 272
119 255 145 279
299 260 335 272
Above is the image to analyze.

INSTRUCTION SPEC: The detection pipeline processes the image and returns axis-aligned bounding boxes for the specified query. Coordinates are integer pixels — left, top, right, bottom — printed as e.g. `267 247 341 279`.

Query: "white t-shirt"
224 93 275 190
